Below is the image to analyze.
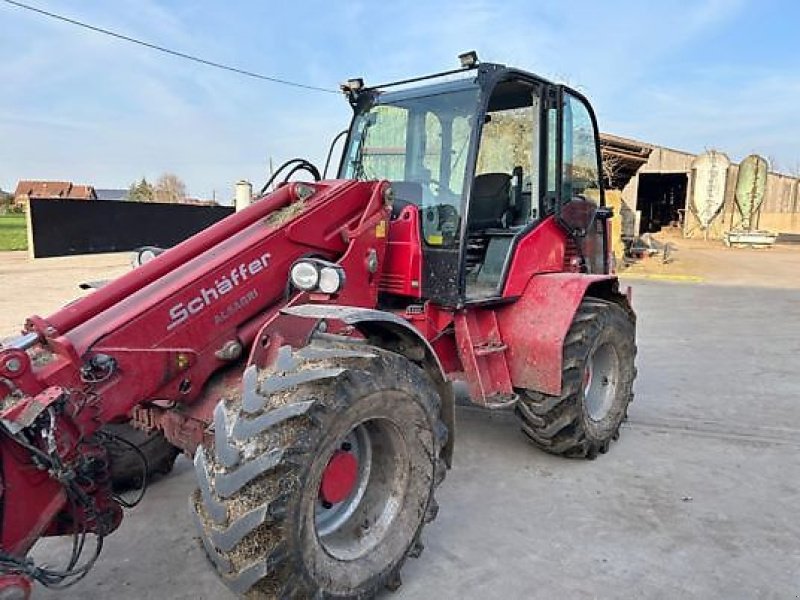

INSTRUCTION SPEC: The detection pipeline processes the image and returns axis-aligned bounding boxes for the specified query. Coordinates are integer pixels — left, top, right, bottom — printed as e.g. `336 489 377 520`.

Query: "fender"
248 304 455 467
496 273 632 397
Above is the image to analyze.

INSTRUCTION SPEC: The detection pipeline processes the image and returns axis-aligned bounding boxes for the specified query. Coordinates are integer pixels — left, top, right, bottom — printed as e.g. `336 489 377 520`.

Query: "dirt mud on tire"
191 339 448 598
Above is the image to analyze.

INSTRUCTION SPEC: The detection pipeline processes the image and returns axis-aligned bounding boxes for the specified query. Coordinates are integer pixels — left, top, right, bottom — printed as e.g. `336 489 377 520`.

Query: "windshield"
341 83 480 247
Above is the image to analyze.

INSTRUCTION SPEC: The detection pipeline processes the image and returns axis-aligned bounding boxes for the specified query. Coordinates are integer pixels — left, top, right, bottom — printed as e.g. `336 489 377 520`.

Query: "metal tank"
690 150 730 236
734 154 768 230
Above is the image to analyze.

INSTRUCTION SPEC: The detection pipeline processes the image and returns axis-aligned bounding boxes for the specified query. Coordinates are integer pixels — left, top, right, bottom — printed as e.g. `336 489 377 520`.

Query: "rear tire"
515 297 636 458
191 339 447 598
102 422 180 490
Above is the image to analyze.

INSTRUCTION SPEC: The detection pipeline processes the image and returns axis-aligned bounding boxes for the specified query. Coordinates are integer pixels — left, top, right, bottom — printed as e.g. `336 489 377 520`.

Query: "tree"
601 152 623 190
153 173 187 204
0 188 17 214
127 177 154 202
766 154 780 174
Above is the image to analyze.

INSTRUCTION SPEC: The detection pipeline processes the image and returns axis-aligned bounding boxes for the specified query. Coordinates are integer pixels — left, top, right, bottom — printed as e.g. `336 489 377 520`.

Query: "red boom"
0 180 391 566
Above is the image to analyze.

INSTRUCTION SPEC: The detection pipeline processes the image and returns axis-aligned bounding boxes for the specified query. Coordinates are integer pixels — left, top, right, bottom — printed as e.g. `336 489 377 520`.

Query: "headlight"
318 266 344 294
289 259 345 295
290 262 320 291
131 246 165 268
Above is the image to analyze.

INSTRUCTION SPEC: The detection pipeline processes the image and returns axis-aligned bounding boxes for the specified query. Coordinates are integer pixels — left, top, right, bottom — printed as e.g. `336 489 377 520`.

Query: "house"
95 188 129 202
14 180 96 205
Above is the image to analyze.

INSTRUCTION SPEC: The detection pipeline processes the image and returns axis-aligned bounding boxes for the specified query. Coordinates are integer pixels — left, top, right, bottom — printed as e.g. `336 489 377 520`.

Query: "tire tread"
515 297 637 459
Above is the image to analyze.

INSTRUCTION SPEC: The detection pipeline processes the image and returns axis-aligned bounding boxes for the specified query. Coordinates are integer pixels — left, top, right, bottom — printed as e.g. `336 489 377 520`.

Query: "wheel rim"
315 425 372 538
314 418 409 561
583 342 620 422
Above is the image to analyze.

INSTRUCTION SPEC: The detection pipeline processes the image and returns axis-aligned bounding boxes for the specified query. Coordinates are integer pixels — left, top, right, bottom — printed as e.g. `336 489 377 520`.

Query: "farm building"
600 134 800 240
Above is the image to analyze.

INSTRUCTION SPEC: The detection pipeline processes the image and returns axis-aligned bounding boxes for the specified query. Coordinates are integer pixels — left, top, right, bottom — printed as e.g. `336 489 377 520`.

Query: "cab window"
562 93 601 203
342 87 480 249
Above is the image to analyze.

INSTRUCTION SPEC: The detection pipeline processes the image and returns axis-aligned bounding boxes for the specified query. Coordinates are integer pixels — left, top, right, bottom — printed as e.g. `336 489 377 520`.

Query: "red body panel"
0 438 66 554
502 216 568 297
379 205 423 298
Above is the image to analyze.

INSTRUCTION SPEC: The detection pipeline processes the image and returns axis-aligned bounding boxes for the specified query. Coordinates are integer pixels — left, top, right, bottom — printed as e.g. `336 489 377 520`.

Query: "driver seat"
468 173 512 232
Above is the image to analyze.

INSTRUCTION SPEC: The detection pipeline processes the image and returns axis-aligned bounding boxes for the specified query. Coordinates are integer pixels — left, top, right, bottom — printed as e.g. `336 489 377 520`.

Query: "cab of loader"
338 52 610 305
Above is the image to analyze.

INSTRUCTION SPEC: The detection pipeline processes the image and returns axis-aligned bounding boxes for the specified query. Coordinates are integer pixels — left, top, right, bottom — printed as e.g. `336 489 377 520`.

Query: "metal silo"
690 150 730 237
734 154 768 230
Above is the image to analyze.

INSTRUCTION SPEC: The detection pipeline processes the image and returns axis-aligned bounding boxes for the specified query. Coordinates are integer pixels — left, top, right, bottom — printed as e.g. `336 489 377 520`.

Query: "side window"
472 98 539 228
562 93 601 203
475 106 535 176
546 107 558 195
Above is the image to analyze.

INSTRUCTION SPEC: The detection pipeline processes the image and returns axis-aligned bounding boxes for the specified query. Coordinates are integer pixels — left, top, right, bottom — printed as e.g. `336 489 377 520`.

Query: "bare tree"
765 155 779 174
601 152 623 190
153 173 187 203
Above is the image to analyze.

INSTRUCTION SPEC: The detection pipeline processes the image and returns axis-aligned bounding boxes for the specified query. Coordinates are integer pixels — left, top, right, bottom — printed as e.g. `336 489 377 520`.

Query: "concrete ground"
0 251 130 337
618 230 800 288
3 245 798 598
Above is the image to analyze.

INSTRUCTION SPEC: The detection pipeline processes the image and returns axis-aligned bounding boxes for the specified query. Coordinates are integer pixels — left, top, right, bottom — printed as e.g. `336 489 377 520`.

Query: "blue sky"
1 0 798 202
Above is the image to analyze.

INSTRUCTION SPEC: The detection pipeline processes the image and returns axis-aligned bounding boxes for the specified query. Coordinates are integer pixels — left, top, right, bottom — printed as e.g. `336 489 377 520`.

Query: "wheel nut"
5 358 21 373
341 442 352 451
322 501 333 509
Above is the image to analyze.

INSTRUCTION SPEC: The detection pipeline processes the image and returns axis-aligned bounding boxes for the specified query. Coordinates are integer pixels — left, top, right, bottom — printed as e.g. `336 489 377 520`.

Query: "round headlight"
131 247 160 268
318 266 343 294
290 262 319 291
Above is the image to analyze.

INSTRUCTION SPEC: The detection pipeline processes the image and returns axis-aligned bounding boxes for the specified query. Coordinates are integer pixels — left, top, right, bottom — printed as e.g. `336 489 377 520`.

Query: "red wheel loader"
0 53 635 598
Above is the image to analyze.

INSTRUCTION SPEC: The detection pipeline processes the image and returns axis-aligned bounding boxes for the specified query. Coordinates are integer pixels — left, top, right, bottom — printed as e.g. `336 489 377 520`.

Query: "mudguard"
249 304 456 467
496 273 632 397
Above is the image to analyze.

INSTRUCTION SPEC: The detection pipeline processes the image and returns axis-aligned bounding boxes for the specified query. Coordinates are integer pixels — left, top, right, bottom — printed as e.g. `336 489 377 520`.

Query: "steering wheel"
260 158 321 195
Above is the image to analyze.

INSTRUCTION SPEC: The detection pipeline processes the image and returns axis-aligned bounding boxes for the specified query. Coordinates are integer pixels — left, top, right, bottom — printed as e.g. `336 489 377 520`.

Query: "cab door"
463 78 544 300
556 88 609 274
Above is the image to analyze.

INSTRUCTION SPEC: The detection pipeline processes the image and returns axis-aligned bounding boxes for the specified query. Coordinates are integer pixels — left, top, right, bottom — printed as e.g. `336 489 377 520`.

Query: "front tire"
191 339 447 598
515 297 636 458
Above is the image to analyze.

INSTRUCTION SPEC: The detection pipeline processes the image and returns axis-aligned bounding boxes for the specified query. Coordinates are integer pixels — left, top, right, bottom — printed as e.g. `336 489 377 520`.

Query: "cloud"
615 70 800 168
1 0 796 199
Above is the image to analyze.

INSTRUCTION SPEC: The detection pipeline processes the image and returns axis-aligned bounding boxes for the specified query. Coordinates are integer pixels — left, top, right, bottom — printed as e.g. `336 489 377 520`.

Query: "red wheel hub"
320 450 359 504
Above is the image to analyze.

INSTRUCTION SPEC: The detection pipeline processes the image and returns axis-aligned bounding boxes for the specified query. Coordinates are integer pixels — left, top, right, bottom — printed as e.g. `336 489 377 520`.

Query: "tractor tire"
515 297 636 459
102 422 180 491
191 339 447 599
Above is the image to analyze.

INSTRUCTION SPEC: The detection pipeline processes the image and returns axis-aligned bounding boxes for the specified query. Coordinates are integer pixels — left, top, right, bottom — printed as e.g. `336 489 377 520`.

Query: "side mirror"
560 197 599 236
560 199 613 236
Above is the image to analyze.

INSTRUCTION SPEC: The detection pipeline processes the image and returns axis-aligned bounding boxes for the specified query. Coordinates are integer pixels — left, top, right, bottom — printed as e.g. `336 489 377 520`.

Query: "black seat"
469 173 511 231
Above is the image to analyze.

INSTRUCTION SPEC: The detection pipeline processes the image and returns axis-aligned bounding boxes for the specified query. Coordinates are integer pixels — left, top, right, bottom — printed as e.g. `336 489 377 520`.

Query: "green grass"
0 214 27 251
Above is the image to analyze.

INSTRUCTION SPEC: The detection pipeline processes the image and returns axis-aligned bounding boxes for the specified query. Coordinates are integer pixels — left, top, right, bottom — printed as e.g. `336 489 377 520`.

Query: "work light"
318 266 344 294
290 261 320 291
458 51 478 68
289 259 345 295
